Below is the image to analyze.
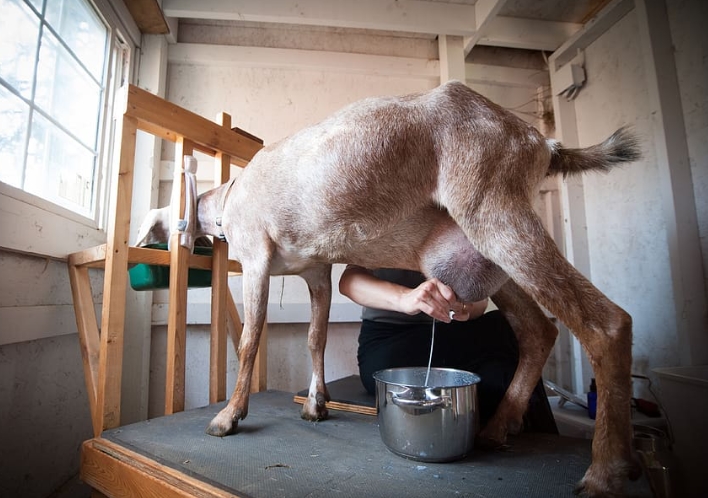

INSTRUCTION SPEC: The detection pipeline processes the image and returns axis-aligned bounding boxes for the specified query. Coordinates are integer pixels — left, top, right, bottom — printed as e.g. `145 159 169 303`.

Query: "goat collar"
215 178 237 242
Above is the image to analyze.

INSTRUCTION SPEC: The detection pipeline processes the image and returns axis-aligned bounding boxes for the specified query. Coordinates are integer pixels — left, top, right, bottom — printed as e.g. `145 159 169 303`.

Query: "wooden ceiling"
129 0 611 54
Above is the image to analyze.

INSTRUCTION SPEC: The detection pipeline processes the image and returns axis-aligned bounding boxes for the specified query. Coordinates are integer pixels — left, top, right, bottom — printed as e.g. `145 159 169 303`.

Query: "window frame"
0 0 140 260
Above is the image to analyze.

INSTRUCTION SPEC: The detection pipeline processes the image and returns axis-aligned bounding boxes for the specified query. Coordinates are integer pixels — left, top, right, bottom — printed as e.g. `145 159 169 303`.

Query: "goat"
137 81 641 497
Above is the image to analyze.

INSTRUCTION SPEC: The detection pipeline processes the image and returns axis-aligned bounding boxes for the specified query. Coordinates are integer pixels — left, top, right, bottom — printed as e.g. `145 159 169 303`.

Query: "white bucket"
653 365 708 498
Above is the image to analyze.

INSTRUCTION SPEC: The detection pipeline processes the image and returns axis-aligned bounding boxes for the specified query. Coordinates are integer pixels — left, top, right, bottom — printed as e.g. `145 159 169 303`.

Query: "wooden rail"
68 83 266 440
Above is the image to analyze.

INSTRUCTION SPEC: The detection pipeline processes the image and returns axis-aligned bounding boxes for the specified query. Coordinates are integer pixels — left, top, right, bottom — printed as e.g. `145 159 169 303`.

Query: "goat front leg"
479 279 558 446
299 266 332 421
206 259 271 437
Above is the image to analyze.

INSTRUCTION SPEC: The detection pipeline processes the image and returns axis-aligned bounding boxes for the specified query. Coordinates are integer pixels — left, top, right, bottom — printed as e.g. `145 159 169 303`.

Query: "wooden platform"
82 390 653 498
293 374 376 416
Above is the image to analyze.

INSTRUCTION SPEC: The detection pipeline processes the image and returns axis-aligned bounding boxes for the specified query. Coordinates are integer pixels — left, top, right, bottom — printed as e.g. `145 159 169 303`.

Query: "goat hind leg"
464 207 635 497
478 279 558 446
299 266 333 421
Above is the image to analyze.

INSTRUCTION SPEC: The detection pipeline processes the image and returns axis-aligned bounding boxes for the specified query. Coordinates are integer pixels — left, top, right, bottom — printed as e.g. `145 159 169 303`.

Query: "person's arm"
339 265 487 323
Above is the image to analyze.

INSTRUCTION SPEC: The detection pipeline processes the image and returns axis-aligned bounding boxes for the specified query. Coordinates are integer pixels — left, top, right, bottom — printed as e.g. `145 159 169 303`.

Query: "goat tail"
547 126 641 177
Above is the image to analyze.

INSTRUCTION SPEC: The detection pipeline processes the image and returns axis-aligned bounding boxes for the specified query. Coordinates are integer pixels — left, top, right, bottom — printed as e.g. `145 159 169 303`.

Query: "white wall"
0 253 95 497
667 0 708 307
573 10 679 377
551 0 707 395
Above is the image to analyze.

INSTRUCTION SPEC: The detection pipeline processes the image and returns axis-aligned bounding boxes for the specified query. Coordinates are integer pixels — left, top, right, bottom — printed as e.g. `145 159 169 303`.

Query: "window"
0 0 136 258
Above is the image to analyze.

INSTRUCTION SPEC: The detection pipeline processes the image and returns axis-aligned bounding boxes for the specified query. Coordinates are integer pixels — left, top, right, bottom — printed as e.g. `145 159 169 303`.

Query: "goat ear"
134 207 170 246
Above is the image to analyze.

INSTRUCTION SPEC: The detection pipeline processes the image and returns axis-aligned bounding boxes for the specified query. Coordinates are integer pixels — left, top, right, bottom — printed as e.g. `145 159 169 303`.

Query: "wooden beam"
124 0 170 34
68 263 102 436
164 139 194 415
69 244 242 273
125 85 263 166
465 63 549 89
168 44 440 81
476 17 581 52
95 113 139 432
163 0 477 37
251 322 268 393
439 35 466 84
210 112 231 403
81 438 239 498
463 0 508 55
550 0 634 70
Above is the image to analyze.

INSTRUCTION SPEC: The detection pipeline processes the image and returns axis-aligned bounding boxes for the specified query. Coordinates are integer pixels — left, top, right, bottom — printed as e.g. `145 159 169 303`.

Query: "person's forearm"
339 266 410 313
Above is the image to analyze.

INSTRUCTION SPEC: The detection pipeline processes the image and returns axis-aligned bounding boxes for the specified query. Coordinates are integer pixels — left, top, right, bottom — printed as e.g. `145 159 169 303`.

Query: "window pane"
0 0 41 99
35 29 102 147
25 111 96 213
46 0 107 80
0 85 30 188
27 0 43 13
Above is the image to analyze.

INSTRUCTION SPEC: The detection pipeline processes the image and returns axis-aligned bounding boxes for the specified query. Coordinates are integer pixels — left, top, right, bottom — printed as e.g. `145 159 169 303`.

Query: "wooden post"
68 262 102 436
96 110 139 432
165 137 194 415
210 113 231 403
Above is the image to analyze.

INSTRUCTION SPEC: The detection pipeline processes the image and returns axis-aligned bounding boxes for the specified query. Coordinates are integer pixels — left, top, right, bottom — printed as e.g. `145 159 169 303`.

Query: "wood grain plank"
292 395 378 417
124 0 170 34
81 438 239 498
68 263 102 435
165 139 194 415
69 245 242 273
125 85 263 165
96 114 139 431
210 112 232 403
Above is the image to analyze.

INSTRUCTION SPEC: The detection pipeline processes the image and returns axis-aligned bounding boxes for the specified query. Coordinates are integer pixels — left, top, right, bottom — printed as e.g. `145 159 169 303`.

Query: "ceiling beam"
463 0 509 55
123 0 170 34
550 0 633 69
162 0 477 37
168 43 440 80
478 17 581 52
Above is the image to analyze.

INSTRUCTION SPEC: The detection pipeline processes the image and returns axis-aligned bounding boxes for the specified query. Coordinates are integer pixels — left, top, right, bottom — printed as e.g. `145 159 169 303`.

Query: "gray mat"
103 390 651 498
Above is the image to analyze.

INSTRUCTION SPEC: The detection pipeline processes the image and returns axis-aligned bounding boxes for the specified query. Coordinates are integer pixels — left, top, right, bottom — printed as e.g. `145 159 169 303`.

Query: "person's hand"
397 278 487 323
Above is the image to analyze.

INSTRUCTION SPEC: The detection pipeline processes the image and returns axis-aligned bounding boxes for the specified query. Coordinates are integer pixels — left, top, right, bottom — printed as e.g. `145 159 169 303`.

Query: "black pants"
358 310 557 433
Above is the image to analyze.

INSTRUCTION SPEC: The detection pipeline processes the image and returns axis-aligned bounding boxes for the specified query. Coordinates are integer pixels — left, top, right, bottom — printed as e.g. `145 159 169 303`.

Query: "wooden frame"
68 84 265 438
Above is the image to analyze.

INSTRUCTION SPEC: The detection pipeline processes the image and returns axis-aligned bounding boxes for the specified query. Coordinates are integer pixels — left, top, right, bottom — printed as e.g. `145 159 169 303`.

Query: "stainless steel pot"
373 367 480 462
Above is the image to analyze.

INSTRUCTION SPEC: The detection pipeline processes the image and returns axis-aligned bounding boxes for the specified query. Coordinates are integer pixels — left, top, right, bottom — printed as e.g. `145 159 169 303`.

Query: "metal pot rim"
373 367 481 389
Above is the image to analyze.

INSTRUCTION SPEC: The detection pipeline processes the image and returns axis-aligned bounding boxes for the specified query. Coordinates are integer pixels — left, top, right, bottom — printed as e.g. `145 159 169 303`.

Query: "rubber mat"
102 390 652 498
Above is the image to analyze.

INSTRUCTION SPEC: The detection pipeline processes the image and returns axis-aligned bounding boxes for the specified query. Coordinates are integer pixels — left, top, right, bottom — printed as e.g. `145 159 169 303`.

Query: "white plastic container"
653 365 708 498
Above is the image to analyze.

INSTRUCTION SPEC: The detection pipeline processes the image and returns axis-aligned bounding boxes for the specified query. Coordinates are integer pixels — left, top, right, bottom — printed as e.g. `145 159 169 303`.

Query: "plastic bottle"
587 378 597 419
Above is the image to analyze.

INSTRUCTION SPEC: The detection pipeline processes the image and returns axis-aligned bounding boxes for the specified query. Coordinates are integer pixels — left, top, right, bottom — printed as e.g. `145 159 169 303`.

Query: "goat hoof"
205 419 237 437
475 435 508 451
301 403 329 422
574 463 626 498
301 408 329 422
478 422 508 448
301 391 330 421
205 408 244 437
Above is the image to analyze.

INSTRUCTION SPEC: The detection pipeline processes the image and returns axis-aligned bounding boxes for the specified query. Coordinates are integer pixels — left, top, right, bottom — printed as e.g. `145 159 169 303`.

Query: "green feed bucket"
129 243 213 291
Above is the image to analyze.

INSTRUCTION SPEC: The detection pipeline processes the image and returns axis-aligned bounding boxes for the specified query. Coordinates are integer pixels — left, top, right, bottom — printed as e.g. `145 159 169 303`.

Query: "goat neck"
195 179 236 242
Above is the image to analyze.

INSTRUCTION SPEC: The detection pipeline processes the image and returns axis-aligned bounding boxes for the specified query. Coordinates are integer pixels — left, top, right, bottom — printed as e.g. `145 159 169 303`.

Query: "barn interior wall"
1 2 705 496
